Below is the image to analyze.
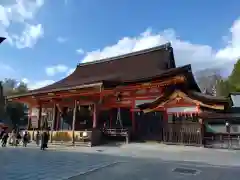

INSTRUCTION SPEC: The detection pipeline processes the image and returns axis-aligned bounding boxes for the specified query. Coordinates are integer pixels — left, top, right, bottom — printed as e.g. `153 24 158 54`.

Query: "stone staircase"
51 141 92 147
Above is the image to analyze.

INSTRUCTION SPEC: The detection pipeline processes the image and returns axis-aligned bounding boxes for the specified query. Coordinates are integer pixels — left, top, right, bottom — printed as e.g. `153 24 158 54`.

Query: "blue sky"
0 0 240 89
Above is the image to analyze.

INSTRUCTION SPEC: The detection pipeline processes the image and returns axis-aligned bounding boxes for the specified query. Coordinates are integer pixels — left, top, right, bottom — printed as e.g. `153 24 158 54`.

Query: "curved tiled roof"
8 43 177 97
138 85 231 111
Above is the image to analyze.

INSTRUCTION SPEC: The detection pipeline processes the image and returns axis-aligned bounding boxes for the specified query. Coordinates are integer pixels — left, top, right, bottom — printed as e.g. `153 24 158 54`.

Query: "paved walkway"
1 143 240 180
0 147 122 180
16 142 240 166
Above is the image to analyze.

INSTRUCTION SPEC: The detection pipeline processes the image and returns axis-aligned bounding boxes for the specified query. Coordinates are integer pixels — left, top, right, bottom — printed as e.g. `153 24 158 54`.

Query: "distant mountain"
194 67 223 78
194 67 224 93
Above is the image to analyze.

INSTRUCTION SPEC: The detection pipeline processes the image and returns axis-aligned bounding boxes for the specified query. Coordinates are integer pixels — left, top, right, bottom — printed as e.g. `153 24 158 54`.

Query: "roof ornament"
0 37 6 44
116 92 122 102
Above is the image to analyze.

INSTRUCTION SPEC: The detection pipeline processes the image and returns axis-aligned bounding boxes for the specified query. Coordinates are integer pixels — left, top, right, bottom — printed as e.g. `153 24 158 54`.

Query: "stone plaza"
1 144 240 180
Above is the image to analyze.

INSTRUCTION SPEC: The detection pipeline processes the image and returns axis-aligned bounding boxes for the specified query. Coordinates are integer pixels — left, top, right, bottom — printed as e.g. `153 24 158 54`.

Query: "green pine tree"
228 59 240 92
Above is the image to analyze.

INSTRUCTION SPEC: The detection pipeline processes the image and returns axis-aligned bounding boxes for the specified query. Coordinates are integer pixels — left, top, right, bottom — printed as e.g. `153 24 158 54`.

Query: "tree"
214 59 240 96
3 79 29 127
228 59 240 92
216 79 230 96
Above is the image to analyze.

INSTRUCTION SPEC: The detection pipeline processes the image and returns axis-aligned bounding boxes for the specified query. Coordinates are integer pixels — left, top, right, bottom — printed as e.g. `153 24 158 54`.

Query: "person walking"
0 129 4 139
40 130 48 150
36 131 40 146
10 130 16 146
15 131 21 146
1 131 9 147
22 131 29 147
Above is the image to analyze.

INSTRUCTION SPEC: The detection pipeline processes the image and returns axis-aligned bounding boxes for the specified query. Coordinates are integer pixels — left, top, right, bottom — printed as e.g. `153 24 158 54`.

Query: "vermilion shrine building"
7 43 232 146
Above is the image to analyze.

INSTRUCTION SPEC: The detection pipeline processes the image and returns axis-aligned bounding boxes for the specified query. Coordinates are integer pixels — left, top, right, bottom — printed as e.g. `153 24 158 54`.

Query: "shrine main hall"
7 43 232 146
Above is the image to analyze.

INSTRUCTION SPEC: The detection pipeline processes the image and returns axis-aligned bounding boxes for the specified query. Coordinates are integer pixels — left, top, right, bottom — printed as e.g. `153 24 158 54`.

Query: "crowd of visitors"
0 128 50 150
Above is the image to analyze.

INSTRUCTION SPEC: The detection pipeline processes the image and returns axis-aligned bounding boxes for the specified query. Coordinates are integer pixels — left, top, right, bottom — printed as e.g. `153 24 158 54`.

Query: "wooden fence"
162 122 202 146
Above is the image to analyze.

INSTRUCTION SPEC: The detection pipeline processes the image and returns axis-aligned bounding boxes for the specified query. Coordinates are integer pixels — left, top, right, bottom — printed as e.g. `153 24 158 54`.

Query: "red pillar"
55 108 60 130
27 107 32 130
93 103 98 128
37 104 42 130
131 99 135 133
163 109 168 122
110 110 112 128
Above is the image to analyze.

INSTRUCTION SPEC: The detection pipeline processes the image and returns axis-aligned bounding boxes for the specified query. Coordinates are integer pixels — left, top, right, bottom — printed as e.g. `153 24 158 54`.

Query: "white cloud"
28 80 55 90
216 19 240 61
21 78 29 84
45 64 69 76
12 23 44 49
57 36 68 43
0 0 44 49
66 68 75 76
22 66 74 90
26 66 75 90
79 19 240 73
22 18 240 90
76 48 84 55
19 78 54 90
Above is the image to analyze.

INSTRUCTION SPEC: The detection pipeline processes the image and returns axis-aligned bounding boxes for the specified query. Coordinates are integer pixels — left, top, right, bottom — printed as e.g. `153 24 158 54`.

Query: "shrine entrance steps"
51 141 92 147
101 128 130 145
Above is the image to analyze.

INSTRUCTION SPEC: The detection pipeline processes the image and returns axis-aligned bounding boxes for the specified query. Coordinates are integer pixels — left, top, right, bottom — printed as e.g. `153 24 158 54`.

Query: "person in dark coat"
46 130 49 148
1 132 9 147
0 129 4 139
40 131 48 150
15 131 21 146
22 131 29 147
0 127 8 139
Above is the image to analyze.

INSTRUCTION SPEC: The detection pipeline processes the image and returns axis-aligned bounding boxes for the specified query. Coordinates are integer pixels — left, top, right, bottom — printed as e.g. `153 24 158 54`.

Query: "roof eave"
7 82 103 100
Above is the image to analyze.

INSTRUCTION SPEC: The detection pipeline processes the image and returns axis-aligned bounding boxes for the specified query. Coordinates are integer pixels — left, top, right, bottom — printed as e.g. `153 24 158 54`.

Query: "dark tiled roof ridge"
189 90 227 100
77 42 172 67
229 92 240 95
0 37 6 44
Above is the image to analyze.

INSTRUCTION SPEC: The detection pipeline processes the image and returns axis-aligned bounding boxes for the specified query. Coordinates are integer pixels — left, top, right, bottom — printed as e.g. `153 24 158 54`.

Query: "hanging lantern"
116 92 122 102
88 105 92 111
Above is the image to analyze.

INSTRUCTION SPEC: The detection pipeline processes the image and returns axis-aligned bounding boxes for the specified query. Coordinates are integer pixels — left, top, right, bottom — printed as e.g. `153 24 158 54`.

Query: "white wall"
166 106 198 113
231 94 240 107
135 99 157 107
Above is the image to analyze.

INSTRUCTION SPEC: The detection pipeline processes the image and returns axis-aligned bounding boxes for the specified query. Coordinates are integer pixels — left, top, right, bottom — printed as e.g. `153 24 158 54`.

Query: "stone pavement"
26 142 240 166
0 147 122 180
1 143 240 180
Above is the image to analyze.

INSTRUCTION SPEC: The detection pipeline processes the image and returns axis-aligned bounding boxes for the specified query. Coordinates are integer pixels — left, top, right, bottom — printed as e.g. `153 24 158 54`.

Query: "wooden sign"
31 116 38 128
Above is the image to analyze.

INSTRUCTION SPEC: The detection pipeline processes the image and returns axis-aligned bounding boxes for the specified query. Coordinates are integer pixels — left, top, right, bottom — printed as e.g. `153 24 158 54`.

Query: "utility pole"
0 38 8 127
